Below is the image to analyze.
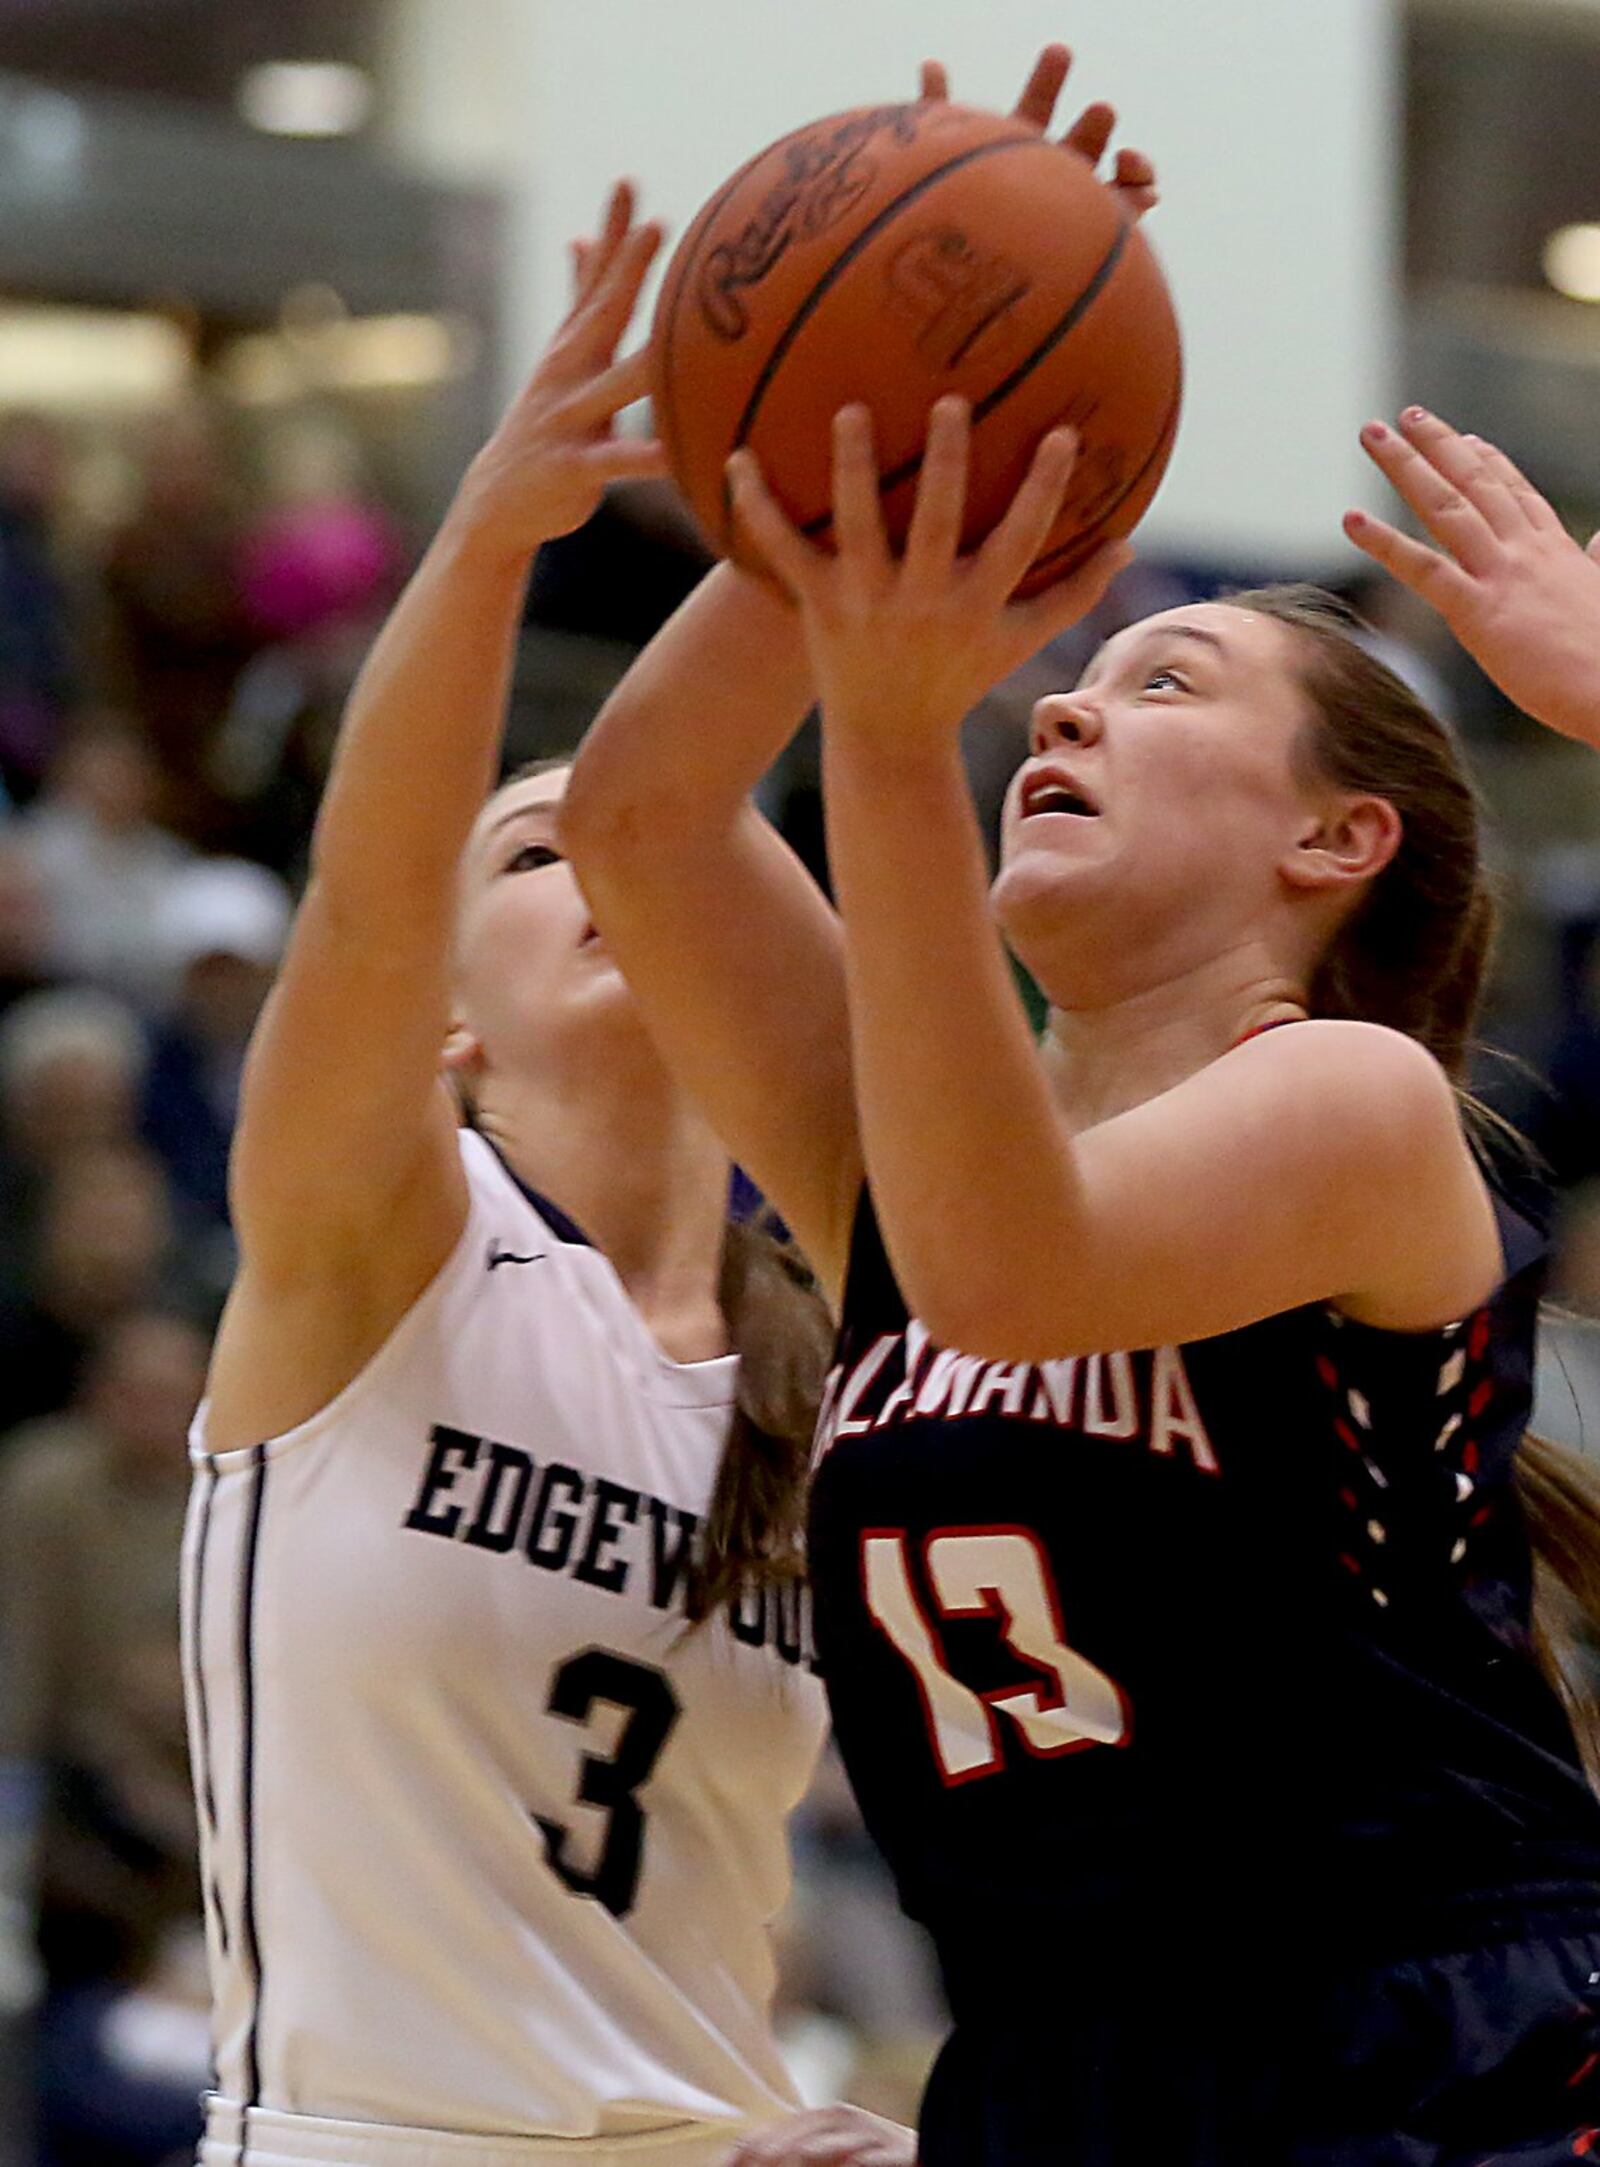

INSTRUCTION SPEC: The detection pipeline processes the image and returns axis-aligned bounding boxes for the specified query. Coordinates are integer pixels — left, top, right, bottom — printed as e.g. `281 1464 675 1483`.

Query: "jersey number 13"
863 1526 1130 1785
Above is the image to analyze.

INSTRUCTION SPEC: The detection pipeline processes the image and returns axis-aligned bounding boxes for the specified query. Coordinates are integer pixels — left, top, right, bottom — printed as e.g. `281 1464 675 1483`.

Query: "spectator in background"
0 1143 190 1438
212 418 402 876
142 857 291 1255
206 617 359 881
0 988 146 1302
0 1309 209 2167
102 408 257 847
238 417 401 647
0 838 58 1023
20 718 194 1011
0 416 79 805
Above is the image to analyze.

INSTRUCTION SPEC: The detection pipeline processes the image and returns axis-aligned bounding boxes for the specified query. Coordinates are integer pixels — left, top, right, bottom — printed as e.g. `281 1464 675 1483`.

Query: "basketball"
650 100 1182 594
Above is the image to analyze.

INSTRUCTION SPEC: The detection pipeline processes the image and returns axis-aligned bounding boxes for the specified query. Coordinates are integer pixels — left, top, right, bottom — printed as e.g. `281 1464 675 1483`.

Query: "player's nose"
1029 692 1103 757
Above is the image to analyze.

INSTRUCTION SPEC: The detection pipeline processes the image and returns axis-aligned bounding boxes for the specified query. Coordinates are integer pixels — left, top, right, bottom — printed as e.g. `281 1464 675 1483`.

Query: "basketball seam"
970 220 1130 427
799 218 1134 534
1023 375 1183 583
730 130 1041 455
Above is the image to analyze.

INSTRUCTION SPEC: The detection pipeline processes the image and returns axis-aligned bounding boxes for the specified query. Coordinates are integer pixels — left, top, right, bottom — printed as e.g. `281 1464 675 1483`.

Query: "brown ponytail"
1225 586 1600 1787
1515 1432 1600 1790
686 1217 833 1622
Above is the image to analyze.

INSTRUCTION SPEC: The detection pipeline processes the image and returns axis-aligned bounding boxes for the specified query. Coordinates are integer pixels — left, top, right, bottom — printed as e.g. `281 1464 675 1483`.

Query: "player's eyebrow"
487 794 563 837
1078 622 1229 689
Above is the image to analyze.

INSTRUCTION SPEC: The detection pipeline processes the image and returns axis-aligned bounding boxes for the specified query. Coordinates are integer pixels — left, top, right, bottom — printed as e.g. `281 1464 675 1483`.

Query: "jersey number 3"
863 1527 1130 1785
535 1649 680 1918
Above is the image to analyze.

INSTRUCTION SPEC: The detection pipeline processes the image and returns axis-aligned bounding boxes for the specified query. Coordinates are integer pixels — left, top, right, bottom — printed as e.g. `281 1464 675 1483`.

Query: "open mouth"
1020 769 1100 820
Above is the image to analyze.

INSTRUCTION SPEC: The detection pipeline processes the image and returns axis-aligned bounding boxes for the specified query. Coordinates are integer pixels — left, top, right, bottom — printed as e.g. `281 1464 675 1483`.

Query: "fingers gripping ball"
650 101 1181 594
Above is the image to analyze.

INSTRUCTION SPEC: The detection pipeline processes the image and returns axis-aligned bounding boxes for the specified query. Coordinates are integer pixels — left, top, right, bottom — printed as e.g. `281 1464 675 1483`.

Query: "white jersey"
182 1128 828 2151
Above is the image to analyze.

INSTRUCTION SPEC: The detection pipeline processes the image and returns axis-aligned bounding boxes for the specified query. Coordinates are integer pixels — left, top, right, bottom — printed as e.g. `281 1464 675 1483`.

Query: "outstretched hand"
919 43 1159 218
727 398 1131 750
453 181 667 563
1348 407 1600 748
722 2105 917 2167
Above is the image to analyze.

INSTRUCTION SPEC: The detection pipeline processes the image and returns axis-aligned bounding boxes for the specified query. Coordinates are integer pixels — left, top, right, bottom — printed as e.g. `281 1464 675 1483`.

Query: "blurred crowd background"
0 1 1592 2162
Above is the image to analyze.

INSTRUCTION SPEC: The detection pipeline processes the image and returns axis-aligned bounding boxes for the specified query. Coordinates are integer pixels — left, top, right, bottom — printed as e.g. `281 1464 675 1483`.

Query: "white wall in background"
383 0 1399 570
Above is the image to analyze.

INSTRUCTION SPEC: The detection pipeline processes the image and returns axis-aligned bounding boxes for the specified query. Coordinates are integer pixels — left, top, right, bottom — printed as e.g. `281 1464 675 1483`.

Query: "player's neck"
1040 952 1307 1131
473 1064 732 1364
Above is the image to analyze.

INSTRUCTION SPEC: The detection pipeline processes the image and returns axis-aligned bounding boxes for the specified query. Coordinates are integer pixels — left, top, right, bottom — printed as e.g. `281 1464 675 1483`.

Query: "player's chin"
991 839 1107 935
540 953 638 1041
573 955 635 1015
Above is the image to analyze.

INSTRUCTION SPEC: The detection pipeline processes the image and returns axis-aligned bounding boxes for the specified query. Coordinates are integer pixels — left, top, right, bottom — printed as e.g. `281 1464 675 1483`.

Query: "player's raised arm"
559 562 862 1306
731 399 1501 1361
564 49 1166 1309
229 185 665 1285
1348 406 1600 750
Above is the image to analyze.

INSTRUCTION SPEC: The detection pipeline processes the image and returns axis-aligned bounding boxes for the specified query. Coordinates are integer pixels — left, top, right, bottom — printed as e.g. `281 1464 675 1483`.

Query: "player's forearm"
307 502 531 936
562 562 813 862
824 727 1085 1356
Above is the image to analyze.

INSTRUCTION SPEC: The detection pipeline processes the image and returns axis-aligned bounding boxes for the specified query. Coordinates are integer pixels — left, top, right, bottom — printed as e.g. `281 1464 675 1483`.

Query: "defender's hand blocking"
727 398 1130 749
453 181 667 563
722 2104 917 2166
919 44 1160 218
1348 407 1600 750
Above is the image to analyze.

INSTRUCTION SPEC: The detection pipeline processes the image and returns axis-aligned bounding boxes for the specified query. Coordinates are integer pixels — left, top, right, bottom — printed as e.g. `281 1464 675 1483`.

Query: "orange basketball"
650 100 1182 594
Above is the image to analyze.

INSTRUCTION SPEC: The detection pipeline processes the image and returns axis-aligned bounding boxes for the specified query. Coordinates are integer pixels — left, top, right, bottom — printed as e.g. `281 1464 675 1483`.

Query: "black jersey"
807 1183 1600 2039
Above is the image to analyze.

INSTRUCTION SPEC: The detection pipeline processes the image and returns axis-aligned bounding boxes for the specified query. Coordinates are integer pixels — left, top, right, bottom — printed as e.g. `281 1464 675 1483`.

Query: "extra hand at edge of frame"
1348 406 1600 751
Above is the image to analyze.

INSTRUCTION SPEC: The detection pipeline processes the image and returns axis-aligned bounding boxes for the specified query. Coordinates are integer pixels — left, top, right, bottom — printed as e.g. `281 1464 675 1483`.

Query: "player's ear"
441 1021 482 1076
1280 792 1402 897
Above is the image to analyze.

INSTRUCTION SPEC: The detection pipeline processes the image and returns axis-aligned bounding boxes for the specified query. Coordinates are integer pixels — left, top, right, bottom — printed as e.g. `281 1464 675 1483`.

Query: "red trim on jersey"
1229 1015 1304 1049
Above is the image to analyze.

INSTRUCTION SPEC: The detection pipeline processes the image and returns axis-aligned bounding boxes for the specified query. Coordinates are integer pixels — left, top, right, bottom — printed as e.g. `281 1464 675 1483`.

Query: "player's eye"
1143 664 1189 694
504 841 562 874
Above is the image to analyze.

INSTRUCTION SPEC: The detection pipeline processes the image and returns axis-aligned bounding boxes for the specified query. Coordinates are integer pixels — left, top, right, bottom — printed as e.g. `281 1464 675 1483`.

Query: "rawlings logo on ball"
698 104 921 341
